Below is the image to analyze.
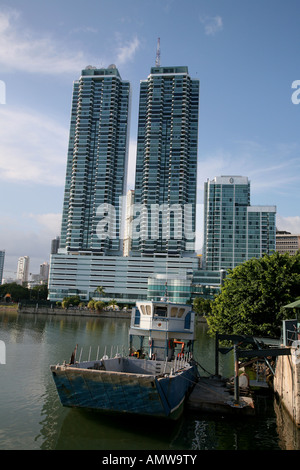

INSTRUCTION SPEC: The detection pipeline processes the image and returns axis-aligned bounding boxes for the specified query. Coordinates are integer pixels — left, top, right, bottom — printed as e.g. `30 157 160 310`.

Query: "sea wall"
17 305 131 319
274 351 300 427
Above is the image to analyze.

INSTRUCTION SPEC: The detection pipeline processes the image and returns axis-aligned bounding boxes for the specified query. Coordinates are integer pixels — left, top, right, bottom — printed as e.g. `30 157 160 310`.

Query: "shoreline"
0 303 207 322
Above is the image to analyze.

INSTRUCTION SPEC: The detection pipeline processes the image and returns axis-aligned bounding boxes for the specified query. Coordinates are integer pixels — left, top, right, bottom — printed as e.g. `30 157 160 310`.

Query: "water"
0 309 299 450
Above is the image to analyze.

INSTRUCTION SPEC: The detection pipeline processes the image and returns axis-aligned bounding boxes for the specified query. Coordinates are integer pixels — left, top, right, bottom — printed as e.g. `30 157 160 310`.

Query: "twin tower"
60 64 199 257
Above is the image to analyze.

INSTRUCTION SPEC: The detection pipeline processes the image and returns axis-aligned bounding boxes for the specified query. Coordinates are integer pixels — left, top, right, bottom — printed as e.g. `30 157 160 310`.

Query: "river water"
0 309 299 451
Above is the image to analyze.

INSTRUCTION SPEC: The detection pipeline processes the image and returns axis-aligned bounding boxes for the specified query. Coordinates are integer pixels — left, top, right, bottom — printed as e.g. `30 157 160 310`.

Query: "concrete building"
123 190 135 257
276 231 300 255
16 256 30 284
48 253 198 303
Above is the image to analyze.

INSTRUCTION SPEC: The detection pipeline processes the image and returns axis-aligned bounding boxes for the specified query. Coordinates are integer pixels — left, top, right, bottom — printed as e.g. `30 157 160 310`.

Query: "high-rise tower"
60 65 130 255
203 176 276 271
131 66 199 256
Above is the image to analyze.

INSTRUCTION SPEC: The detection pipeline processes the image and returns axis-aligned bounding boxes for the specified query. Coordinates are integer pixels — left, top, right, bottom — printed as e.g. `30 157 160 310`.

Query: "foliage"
30 284 48 300
62 295 81 309
88 300 95 310
94 286 106 297
207 252 300 338
193 297 213 316
94 301 106 311
0 282 30 302
108 299 118 309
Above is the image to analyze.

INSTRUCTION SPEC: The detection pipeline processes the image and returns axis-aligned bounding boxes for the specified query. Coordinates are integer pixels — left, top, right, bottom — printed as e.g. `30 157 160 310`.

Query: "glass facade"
203 176 276 271
48 253 198 303
60 65 130 254
132 66 199 256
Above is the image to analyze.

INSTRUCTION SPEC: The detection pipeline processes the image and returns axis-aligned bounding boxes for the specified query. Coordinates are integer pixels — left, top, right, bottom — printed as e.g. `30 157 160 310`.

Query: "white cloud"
0 9 93 75
28 213 62 235
200 15 223 36
276 215 300 234
116 36 140 64
0 106 68 185
198 141 300 195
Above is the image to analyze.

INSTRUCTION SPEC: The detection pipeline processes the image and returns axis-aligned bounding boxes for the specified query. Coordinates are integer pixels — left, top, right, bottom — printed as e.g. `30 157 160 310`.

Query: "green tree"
94 300 106 312
30 284 48 300
62 295 81 309
94 286 105 298
207 252 300 338
193 297 213 316
0 282 30 302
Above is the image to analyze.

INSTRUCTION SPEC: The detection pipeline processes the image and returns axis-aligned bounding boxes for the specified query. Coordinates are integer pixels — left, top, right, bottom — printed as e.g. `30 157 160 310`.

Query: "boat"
50 300 198 419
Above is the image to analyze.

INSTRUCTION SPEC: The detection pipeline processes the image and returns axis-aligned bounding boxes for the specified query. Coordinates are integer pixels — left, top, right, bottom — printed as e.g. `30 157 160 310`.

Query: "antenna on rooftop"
155 37 161 67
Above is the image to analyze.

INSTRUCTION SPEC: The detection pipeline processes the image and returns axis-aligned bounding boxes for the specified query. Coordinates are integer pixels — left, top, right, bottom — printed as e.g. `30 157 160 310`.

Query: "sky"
0 0 300 279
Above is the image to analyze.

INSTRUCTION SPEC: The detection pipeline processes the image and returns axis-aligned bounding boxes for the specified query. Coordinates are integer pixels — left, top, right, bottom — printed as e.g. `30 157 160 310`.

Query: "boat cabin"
129 301 195 361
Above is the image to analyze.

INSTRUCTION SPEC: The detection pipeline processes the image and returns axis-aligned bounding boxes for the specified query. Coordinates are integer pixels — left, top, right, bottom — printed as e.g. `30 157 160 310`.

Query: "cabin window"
154 306 167 317
171 307 178 317
140 305 146 315
146 305 151 315
178 308 185 318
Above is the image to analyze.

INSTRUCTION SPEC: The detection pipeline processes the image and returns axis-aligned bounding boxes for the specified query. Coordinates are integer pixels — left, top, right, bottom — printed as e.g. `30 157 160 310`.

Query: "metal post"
234 344 239 405
215 331 219 376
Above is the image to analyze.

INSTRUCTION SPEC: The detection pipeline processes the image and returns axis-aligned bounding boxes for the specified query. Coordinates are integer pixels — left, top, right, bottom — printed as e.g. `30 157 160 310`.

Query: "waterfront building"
131 65 199 256
202 176 276 271
48 252 198 303
0 250 5 285
48 63 200 303
60 65 131 255
16 256 30 284
276 231 300 255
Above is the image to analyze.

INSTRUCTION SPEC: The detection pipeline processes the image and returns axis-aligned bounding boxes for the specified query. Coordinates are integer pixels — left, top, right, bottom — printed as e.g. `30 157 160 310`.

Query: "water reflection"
0 310 300 450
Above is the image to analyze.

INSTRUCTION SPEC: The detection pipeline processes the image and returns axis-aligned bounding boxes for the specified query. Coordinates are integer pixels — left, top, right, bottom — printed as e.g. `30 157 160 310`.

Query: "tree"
94 301 106 312
193 297 213 316
207 252 300 338
62 295 81 309
94 286 105 298
0 282 30 302
30 284 48 300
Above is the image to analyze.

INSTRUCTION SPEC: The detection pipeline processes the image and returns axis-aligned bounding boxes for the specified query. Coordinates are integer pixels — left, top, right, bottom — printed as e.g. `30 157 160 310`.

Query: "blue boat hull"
51 363 197 419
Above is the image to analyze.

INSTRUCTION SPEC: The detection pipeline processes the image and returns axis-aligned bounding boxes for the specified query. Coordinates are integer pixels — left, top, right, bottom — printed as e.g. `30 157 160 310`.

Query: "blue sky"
0 0 299 278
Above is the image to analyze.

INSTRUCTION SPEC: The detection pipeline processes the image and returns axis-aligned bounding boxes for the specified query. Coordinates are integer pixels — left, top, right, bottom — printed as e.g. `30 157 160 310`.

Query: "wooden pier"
187 376 255 416
186 331 292 417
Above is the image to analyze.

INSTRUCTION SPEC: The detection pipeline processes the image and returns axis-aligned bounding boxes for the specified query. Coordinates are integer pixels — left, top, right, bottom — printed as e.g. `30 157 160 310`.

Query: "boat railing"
70 344 128 365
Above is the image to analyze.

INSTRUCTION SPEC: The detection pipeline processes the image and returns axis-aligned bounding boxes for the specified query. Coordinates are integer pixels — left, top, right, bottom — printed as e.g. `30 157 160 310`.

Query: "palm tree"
94 286 105 298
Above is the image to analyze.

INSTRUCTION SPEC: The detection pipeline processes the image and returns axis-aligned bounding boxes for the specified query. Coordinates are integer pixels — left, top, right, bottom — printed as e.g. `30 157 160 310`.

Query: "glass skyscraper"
60 65 130 255
131 66 199 256
203 176 276 271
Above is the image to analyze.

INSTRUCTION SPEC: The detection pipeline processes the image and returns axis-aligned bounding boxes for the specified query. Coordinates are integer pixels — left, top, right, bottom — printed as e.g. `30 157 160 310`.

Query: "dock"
187 376 255 416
